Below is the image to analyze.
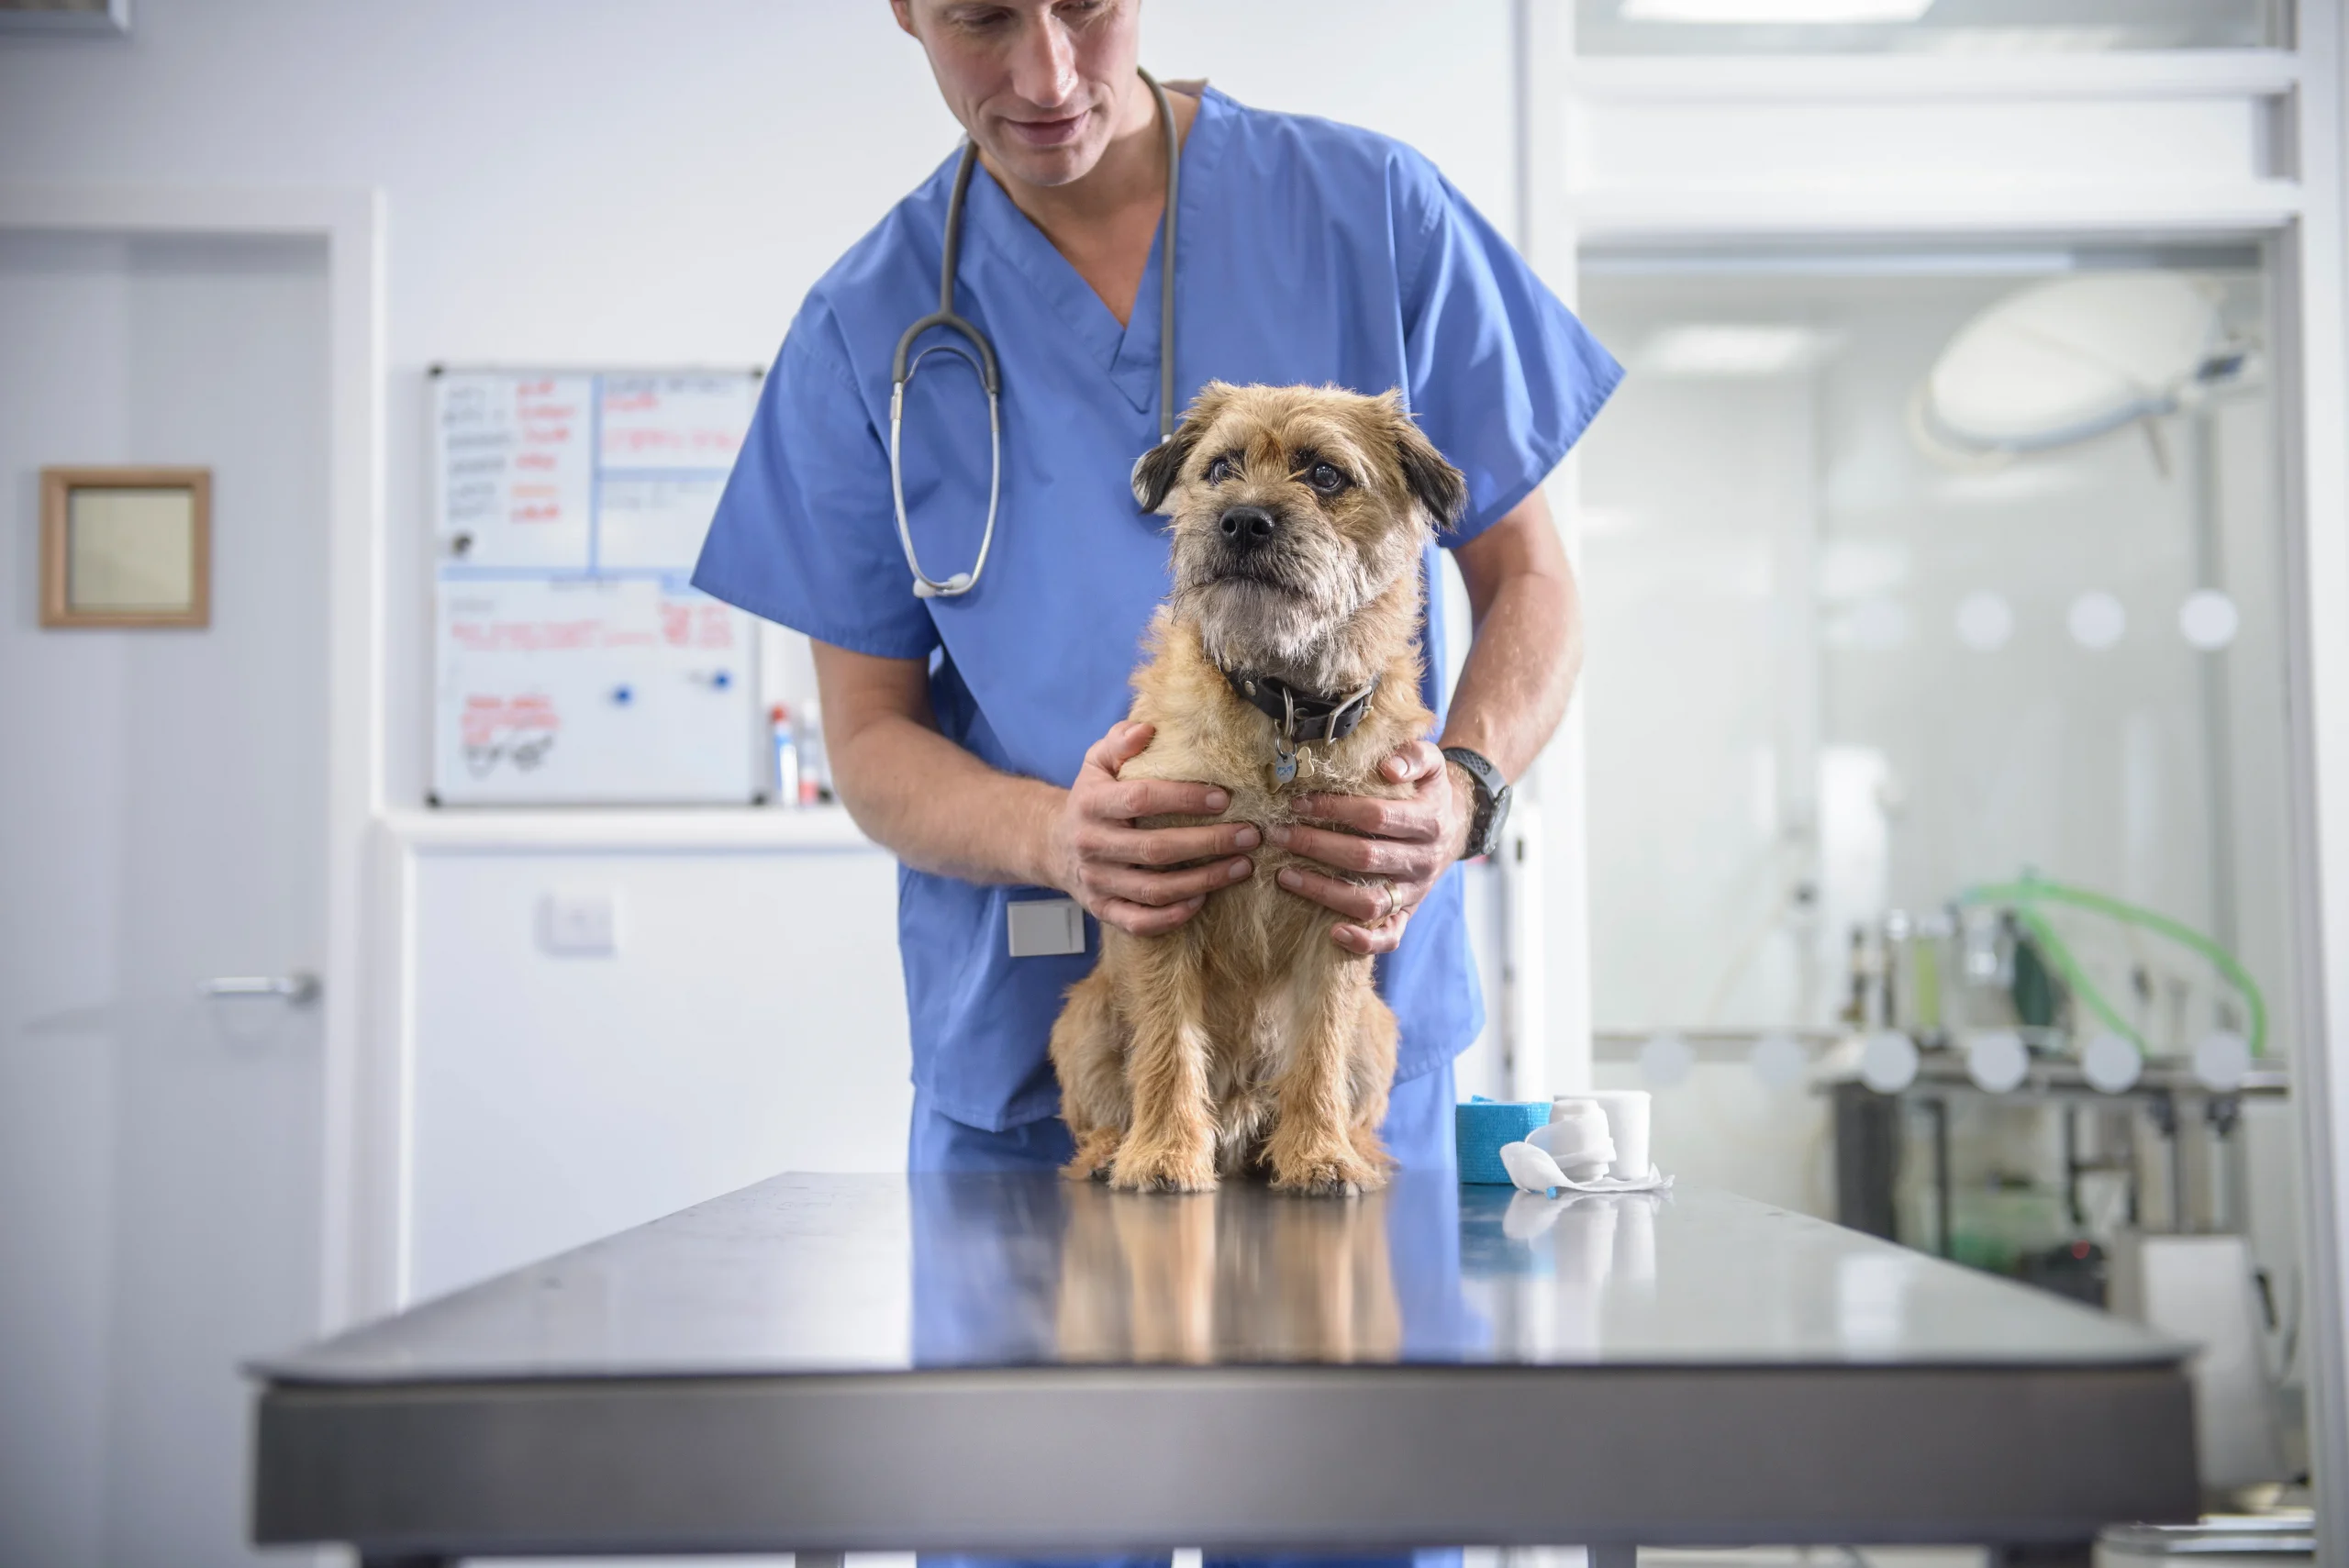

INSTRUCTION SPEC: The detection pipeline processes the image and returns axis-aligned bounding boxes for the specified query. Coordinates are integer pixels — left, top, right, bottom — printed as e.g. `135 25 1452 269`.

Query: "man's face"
895 0 1141 189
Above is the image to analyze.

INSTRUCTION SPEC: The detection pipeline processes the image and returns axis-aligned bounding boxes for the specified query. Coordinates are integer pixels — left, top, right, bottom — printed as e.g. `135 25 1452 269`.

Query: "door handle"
199 973 319 1005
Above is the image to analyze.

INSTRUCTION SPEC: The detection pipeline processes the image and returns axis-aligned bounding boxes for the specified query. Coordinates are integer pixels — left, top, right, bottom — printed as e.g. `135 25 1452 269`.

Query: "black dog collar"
1223 668 1380 782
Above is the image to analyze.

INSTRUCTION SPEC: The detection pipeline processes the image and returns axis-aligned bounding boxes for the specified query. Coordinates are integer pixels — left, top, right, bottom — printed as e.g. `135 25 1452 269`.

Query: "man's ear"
1384 393 1467 530
1131 382 1237 512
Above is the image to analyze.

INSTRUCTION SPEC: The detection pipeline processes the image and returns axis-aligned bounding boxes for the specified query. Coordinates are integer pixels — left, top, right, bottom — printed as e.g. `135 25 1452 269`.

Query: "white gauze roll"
1500 1140 1571 1195
1528 1101 1616 1180
1556 1090 1653 1180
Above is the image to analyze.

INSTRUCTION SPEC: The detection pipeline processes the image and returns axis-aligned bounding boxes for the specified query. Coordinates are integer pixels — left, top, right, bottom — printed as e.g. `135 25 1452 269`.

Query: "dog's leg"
1347 992 1401 1176
1265 951 1386 1195
1107 932 1219 1193
1050 969 1129 1182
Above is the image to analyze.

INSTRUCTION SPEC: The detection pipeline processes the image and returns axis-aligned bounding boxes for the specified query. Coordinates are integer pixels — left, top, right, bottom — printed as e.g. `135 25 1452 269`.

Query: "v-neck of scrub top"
963 84 1233 419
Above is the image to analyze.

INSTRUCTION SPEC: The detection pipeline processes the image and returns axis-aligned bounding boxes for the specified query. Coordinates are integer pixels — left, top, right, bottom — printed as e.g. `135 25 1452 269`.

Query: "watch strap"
1441 745 1508 860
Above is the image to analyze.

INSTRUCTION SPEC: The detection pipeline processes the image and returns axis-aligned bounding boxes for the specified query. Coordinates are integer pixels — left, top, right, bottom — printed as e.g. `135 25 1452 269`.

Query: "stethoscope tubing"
890 68 1178 601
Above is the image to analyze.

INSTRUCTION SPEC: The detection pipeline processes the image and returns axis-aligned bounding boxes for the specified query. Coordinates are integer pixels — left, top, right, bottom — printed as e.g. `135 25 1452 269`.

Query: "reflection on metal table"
248 1174 2197 1565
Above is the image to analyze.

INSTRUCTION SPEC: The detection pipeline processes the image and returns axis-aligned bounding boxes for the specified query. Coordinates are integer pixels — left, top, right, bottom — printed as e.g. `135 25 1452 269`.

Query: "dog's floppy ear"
1383 393 1468 530
1131 382 1238 513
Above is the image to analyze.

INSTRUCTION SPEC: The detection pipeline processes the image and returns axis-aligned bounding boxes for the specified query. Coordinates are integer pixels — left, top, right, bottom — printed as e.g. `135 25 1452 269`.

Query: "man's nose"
1008 16 1080 108
1219 506 1277 550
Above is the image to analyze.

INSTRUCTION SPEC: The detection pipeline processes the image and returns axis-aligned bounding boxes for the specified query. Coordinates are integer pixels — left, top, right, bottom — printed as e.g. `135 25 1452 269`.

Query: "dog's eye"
1307 462 1348 495
1204 455 1234 484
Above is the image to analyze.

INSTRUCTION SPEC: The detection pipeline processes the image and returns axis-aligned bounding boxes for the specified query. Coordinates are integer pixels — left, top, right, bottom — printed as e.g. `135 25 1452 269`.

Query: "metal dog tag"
1007 896 1087 957
1275 735 1298 784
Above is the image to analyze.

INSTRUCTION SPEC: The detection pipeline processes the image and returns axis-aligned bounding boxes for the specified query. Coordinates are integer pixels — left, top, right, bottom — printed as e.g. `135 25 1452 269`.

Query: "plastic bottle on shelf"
798 696 830 806
769 704 800 808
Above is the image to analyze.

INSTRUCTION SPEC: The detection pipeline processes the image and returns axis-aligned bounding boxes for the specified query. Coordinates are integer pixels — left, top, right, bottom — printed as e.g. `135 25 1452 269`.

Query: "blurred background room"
5 2 2349 1565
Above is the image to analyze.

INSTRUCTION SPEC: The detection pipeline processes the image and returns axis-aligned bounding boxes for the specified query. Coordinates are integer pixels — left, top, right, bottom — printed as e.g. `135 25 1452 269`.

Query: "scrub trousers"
908 1060 1463 1568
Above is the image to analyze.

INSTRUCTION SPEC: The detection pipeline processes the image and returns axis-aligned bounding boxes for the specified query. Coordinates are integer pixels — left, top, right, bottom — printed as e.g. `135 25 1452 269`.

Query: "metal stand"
1589 1547 1637 1568
1929 1095 1954 1257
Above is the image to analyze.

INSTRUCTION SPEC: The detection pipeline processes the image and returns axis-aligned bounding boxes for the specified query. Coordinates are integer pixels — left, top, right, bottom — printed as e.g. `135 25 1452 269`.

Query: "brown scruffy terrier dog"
1050 383 1466 1195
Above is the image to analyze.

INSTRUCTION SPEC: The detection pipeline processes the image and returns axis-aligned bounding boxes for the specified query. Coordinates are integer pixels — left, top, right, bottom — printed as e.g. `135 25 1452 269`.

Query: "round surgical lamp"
1910 272 2251 465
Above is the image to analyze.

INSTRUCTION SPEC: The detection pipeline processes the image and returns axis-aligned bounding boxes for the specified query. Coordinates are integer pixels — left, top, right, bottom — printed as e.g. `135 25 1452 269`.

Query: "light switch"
541 889 619 956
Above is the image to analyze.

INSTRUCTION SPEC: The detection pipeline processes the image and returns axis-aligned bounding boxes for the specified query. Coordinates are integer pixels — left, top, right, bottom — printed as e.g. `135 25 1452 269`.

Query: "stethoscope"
890 68 1181 600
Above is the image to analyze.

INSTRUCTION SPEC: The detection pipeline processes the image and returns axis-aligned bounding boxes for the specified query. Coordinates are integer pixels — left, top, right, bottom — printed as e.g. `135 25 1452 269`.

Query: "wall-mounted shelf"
379 806 876 854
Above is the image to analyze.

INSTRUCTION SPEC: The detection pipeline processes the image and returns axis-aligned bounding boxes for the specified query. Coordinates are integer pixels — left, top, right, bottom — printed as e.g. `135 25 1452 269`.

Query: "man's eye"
1308 462 1346 495
1205 456 1233 484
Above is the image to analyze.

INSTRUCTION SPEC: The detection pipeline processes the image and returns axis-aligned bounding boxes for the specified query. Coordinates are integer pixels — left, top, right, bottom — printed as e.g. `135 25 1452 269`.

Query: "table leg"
797 1552 846 1568
1588 1547 1637 1568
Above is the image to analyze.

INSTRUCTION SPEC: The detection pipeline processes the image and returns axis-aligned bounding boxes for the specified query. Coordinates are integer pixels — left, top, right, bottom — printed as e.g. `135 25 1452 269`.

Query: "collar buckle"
1222 666 1381 784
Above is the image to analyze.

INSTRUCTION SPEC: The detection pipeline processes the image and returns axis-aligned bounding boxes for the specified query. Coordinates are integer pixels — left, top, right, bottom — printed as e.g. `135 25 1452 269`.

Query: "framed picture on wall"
39 466 212 629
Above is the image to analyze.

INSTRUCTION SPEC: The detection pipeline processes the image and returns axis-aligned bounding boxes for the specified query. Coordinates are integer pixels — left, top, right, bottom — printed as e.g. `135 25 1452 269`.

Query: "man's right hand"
1044 720 1257 936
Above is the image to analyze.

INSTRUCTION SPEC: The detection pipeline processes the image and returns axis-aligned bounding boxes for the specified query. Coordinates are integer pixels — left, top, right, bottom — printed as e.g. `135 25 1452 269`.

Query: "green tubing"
2011 905 2143 1051
1956 875 2269 1058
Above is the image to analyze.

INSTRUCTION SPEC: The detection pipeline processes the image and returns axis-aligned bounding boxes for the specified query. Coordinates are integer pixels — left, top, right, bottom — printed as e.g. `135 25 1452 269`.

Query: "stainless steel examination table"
248 1174 2199 1565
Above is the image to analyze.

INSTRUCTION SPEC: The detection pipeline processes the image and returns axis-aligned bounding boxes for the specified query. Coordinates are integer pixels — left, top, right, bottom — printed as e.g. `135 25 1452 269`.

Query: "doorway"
0 229 334 1567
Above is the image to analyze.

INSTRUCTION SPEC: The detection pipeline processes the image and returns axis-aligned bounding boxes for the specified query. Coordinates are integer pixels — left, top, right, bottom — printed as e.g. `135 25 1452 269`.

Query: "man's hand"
1269 739 1474 955
1045 720 1260 937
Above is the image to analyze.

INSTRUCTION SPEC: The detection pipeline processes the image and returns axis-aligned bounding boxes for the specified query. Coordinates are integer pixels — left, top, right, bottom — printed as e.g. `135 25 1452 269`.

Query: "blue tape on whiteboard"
1456 1097 1552 1184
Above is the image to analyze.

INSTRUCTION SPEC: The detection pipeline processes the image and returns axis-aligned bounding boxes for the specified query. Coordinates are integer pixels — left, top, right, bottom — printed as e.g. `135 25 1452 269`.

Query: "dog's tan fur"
1049 383 1466 1195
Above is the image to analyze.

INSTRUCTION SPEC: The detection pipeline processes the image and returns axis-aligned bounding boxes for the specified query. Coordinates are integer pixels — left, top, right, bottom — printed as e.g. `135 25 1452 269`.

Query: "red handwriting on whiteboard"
450 618 601 653
603 425 742 459
461 693 561 747
460 693 561 776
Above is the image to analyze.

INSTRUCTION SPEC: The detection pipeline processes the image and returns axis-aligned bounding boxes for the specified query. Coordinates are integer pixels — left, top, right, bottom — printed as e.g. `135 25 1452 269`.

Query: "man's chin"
983 132 1109 191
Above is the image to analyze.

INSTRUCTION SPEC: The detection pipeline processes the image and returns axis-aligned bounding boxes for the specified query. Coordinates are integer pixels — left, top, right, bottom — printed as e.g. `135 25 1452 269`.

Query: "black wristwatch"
1441 746 1511 861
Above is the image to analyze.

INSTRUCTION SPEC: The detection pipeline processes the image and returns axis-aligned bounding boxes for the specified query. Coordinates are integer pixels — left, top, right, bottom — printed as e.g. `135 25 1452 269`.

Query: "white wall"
0 0 1520 806
404 843 910 1299
1 0 1526 1296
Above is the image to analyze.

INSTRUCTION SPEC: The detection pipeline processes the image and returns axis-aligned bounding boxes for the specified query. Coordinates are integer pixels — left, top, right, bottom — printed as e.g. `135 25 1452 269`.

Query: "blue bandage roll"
1455 1097 1552 1184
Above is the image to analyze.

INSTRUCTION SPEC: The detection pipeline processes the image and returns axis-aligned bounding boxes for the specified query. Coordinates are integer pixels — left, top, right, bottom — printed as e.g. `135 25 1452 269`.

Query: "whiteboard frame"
426 363 767 808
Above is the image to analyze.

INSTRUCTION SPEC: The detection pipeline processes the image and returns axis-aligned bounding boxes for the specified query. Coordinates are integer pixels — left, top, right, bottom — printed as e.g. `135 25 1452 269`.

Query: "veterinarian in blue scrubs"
695 0 1620 1183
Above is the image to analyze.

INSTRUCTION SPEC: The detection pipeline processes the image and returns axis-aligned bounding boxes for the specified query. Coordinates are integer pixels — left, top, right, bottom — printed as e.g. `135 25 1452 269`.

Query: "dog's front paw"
1269 1143 1386 1197
1062 1127 1124 1183
1108 1141 1219 1194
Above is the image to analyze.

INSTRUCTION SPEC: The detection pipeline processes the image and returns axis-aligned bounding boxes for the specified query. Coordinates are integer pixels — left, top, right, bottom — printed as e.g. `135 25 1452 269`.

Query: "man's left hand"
1268 739 1474 954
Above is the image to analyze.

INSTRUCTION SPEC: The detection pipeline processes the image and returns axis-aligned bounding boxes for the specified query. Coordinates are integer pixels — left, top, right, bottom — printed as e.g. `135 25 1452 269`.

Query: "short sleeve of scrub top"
694 87 1622 1135
1394 161 1625 541
691 307 941 662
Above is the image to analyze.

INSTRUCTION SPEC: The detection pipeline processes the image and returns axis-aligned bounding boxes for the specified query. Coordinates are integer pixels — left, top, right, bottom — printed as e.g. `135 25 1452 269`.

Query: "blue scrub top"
694 85 1621 1132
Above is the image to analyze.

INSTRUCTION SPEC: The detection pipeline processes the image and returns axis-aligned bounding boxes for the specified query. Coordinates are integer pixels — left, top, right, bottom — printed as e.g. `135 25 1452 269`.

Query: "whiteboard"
430 368 764 805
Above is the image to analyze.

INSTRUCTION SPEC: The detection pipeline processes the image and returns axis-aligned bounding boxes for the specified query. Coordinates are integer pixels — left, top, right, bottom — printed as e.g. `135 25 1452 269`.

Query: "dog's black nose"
1219 506 1277 550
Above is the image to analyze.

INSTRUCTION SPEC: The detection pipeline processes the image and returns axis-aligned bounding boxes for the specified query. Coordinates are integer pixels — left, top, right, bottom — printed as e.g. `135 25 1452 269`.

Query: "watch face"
1477 786 1512 857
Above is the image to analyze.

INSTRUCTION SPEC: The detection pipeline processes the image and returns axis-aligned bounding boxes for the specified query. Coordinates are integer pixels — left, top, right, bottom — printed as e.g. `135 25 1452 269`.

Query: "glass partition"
1579 244 2293 1051
1573 245 2311 1482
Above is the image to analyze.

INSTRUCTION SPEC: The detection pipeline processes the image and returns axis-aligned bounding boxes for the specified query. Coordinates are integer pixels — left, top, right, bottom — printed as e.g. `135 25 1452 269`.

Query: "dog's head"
1131 384 1467 679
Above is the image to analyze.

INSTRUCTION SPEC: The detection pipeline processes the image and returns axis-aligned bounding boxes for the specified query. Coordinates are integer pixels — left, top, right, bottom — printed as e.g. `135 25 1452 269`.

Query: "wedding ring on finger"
1383 881 1402 921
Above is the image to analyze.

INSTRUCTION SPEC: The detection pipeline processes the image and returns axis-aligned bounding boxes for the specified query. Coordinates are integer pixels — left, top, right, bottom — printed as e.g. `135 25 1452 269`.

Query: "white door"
0 229 331 1568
